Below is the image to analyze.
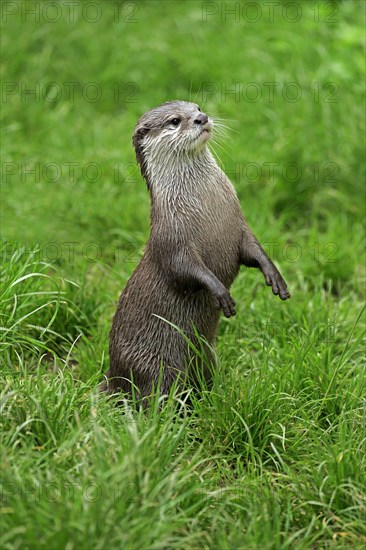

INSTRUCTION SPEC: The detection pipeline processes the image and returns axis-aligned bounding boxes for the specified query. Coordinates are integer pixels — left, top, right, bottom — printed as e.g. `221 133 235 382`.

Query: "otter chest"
182 187 242 284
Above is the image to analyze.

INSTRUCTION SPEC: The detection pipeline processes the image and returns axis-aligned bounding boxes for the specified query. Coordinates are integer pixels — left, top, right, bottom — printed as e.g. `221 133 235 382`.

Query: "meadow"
1 1 365 548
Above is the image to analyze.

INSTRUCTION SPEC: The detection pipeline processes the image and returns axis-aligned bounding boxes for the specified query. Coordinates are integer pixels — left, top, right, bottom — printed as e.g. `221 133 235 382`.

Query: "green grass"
1 0 365 548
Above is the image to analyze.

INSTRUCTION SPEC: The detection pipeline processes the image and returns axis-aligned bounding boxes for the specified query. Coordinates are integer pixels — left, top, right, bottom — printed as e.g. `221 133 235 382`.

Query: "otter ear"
132 126 150 189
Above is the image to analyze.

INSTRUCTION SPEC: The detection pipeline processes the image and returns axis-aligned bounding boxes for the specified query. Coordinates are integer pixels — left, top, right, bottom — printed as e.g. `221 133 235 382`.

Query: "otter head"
132 100 213 188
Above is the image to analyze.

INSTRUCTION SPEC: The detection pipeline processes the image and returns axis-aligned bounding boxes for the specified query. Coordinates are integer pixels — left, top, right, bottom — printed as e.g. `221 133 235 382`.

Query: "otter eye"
170 118 181 126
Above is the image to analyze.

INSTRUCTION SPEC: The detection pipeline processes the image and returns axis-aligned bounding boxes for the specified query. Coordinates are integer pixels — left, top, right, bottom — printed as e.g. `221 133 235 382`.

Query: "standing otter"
103 100 290 401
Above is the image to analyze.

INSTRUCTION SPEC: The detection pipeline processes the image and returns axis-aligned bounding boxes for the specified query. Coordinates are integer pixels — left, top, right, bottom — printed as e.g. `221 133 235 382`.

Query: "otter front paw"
213 289 236 317
264 268 290 301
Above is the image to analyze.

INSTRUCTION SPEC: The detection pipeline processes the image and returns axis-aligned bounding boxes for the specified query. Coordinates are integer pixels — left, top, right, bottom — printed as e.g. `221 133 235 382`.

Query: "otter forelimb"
239 226 290 301
154 242 236 318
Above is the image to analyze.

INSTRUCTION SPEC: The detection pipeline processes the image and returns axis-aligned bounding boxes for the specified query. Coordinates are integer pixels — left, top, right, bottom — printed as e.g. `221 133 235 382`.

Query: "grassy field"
1 0 365 548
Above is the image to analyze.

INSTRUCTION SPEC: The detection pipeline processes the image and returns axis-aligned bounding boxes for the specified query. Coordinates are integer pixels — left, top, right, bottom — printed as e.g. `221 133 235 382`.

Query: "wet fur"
103 101 290 400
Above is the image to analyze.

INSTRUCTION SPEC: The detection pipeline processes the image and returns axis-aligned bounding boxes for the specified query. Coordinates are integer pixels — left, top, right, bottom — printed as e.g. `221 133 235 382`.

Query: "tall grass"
1 0 365 548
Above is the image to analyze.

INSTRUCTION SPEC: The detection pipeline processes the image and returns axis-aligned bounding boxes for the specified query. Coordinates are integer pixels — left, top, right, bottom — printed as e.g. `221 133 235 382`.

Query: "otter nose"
194 113 209 125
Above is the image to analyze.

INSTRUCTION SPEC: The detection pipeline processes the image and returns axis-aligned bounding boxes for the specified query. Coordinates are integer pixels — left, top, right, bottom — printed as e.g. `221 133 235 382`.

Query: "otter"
103 100 290 401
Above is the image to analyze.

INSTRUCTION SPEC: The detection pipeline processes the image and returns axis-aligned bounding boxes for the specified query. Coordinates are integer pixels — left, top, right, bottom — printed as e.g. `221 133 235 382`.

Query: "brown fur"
102 101 290 400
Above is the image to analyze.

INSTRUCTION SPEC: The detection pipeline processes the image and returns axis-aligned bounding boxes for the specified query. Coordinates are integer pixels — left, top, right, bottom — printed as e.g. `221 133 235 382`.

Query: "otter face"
133 100 213 185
